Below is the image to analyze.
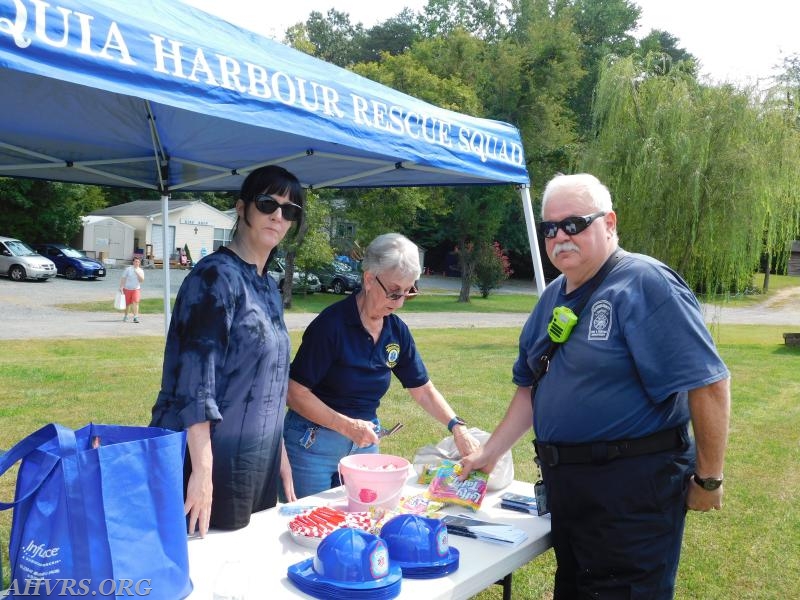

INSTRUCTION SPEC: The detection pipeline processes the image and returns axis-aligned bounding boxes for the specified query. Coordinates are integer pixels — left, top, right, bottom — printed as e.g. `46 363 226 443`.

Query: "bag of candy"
425 460 489 511
416 463 440 485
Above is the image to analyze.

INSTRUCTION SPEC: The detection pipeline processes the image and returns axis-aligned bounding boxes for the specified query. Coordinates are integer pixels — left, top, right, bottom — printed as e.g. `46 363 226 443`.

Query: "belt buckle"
534 441 559 467
544 445 559 467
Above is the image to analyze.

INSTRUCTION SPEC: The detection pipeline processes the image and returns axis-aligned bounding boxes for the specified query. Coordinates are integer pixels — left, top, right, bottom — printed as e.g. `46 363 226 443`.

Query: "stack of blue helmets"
287 528 402 599
287 514 461 597
379 514 460 579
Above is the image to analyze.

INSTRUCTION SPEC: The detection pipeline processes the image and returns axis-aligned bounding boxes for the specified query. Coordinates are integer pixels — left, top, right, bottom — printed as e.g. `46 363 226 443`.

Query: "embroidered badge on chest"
385 343 400 367
588 300 612 340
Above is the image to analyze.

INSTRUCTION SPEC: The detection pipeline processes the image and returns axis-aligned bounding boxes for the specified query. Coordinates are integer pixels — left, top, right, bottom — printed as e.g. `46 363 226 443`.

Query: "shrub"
472 241 513 298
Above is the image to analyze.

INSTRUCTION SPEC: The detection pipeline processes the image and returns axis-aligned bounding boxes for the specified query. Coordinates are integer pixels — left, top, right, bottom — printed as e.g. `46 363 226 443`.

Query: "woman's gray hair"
541 173 613 217
361 233 421 280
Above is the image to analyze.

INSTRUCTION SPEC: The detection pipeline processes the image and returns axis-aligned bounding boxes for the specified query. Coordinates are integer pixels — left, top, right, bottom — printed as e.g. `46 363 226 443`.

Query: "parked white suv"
0 235 57 281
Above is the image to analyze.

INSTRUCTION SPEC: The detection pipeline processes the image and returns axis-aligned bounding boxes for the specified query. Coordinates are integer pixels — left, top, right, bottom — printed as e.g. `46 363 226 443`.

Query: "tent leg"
162 194 171 336
520 186 546 295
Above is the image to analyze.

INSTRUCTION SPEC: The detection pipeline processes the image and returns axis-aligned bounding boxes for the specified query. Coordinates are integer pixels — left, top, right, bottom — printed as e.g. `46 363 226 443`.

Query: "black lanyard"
531 249 627 386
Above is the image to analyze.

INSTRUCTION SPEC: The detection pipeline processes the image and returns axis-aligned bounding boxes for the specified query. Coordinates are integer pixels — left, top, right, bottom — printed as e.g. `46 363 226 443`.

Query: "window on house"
213 228 232 251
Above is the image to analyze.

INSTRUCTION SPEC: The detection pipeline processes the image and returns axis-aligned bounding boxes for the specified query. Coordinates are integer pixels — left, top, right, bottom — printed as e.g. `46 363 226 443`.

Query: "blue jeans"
283 410 379 500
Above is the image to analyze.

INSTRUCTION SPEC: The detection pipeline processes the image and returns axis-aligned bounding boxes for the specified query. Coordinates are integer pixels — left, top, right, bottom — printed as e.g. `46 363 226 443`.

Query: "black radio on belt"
533 480 549 516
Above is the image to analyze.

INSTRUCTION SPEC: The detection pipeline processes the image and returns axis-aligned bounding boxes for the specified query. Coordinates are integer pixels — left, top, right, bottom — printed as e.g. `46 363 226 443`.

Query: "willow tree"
761 56 800 288
582 55 800 294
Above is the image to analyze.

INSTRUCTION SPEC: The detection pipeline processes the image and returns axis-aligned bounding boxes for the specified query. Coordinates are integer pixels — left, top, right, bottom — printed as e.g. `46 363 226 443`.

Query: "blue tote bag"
0 423 192 599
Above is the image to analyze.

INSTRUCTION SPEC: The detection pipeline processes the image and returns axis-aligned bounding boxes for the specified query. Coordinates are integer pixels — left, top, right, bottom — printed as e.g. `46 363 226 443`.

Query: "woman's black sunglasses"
538 211 606 239
253 194 303 222
375 275 419 301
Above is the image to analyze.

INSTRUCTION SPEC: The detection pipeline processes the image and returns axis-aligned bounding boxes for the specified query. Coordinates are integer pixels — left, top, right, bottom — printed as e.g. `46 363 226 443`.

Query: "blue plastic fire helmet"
287 527 402 597
380 514 459 579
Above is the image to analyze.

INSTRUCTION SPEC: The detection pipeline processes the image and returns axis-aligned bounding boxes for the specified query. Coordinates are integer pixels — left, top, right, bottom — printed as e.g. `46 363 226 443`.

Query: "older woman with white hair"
284 232 480 499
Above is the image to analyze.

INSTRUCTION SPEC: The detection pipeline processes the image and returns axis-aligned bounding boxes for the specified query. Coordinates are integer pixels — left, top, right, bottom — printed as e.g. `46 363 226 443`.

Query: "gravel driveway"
0 266 797 340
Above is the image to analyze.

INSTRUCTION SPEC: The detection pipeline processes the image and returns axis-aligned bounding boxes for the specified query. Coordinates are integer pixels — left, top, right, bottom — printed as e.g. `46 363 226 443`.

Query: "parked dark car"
309 260 361 294
32 243 106 280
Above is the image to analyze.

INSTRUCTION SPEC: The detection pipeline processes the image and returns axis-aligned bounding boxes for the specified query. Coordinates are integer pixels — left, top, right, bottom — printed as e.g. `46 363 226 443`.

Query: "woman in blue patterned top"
150 166 301 534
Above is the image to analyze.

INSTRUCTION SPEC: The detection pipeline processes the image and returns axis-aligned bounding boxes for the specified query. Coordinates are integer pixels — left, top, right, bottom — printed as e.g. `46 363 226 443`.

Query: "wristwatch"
693 473 724 491
447 416 467 433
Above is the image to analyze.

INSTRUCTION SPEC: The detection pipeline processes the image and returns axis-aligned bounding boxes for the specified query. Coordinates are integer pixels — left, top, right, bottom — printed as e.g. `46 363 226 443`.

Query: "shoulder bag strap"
531 249 628 386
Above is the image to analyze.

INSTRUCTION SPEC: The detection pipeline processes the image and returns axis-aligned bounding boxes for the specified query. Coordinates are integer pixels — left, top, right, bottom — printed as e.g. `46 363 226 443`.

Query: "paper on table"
441 514 528 546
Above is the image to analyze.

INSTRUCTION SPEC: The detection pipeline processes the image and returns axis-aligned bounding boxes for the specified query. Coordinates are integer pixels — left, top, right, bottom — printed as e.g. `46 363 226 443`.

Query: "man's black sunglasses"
538 211 606 239
253 194 303 222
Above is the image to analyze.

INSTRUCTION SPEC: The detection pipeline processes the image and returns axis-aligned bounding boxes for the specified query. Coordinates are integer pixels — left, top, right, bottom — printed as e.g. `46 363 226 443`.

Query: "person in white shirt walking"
120 256 145 323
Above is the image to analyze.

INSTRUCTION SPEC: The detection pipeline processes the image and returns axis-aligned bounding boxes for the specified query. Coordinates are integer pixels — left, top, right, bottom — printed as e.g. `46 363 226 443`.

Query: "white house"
88 200 235 263
75 215 135 261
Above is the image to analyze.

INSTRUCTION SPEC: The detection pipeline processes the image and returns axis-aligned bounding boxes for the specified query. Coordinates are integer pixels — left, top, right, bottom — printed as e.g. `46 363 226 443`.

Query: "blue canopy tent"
0 0 545 333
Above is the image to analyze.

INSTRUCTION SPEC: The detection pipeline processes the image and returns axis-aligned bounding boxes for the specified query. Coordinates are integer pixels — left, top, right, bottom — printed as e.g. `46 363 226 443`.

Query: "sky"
181 0 800 88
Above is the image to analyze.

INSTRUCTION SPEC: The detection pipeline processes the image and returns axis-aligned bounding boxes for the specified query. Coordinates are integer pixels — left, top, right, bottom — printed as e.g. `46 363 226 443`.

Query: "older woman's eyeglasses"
375 275 419 301
538 211 606 239
253 194 303 222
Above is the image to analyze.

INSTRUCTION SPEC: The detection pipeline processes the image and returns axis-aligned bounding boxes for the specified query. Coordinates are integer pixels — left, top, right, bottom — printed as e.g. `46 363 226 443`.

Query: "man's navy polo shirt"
513 252 729 444
289 294 429 420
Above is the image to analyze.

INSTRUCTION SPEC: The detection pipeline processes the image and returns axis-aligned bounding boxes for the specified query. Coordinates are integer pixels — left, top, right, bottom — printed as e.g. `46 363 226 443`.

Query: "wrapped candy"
425 460 489 511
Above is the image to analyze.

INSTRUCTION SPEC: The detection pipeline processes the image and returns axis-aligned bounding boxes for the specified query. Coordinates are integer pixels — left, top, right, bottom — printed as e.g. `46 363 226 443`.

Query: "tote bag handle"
0 423 93 582
0 423 66 509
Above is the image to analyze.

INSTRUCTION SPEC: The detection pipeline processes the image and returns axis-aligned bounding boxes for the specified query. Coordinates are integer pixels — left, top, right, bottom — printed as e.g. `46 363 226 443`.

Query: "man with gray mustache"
461 173 730 599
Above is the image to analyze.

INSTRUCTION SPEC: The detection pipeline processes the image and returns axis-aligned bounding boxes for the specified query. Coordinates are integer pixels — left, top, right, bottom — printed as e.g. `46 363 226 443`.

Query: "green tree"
564 0 641 133
636 30 697 77
102 186 158 205
509 0 585 182
0 178 106 243
584 56 800 294
472 240 513 297
359 9 422 62
283 23 316 56
281 192 333 307
351 38 510 296
420 0 507 41
301 9 366 67
342 187 434 247
443 186 513 301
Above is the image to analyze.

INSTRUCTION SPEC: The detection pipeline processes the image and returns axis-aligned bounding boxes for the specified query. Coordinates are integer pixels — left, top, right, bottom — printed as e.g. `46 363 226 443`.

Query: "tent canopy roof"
0 0 529 193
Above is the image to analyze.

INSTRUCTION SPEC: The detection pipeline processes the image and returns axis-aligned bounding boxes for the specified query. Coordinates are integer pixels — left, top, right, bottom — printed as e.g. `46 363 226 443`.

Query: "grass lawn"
59 273 800 316
1 323 798 598
60 287 540 315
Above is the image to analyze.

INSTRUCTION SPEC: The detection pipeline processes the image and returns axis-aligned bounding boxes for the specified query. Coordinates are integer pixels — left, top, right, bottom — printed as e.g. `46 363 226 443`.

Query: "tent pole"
161 193 171 336
519 186 546 296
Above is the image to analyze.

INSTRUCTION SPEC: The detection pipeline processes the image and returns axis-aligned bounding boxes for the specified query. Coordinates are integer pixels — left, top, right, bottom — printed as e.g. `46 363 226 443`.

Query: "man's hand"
453 426 481 459
686 477 723 511
459 446 497 481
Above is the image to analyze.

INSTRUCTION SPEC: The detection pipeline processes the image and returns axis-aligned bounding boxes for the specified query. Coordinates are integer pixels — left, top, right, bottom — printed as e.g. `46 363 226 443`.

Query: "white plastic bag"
114 291 126 310
412 427 514 491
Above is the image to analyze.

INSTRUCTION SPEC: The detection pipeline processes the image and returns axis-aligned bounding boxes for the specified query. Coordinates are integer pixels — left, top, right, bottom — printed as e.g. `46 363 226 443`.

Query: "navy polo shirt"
513 251 729 444
289 294 429 420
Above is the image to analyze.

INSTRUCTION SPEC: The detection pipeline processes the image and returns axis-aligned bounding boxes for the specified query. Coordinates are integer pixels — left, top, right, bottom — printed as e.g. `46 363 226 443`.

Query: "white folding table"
186 478 552 599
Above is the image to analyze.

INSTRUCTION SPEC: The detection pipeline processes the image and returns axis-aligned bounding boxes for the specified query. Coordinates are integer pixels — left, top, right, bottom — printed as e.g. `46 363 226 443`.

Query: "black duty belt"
534 426 686 467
